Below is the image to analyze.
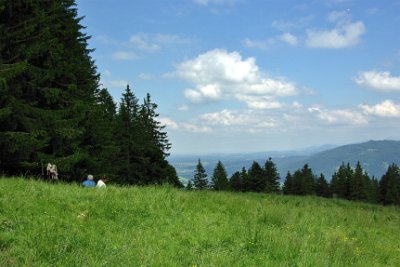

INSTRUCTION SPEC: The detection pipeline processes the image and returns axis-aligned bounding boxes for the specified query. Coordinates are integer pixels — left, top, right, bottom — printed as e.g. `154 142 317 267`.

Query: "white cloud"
158 117 179 130
198 109 277 131
129 35 160 52
278 33 298 46
178 105 189 111
242 38 269 50
176 49 297 108
182 123 213 133
138 73 154 80
360 100 400 117
306 11 366 48
354 71 400 91
194 0 240 6
308 106 368 125
112 51 136 61
103 80 129 89
128 33 191 52
271 16 314 31
243 33 297 50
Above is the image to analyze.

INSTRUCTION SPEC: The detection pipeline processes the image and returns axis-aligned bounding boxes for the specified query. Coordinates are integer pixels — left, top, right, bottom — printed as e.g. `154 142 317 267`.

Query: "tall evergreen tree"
0 0 99 178
283 171 294 195
240 167 249 192
351 162 370 201
211 161 229 191
248 161 264 192
114 85 142 185
230 171 242 192
379 163 400 205
193 159 208 190
264 157 280 193
315 173 330 198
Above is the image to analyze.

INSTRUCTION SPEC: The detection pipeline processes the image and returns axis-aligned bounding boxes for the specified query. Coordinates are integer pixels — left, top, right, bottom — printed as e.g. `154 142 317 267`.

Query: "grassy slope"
1 178 399 266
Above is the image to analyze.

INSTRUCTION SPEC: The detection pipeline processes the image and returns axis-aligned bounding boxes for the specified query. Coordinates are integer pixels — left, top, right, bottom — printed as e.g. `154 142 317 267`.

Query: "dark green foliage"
264 157 280 193
0 1 181 187
315 174 330 198
291 164 315 195
331 162 353 199
211 161 229 191
379 164 400 205
283 171 294 195
247 161 264 192
229 171 242 192
186 180 193 191
350 162 370 201
193 159 208 190
0 0 99 177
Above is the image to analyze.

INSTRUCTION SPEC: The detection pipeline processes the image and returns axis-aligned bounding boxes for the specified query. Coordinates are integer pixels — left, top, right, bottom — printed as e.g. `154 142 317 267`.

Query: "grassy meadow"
1 177 399 266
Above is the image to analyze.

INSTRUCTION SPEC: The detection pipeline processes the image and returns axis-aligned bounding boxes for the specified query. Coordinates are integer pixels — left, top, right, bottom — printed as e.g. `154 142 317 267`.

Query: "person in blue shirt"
82 174 96 187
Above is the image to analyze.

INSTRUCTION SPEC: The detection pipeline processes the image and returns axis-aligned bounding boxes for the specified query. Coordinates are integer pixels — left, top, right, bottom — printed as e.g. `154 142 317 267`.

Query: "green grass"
1 177 399 266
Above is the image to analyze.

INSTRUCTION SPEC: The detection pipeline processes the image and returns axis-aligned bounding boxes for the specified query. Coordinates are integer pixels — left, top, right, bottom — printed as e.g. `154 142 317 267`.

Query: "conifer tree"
283 171 294 195
0 0 99 178
193 159 208 190
379 163 400 205
264 157 280 193
114 85 142 184
211 161 229 191
351 162 369 201
240 167 249 192
248 161 264 192
315 173 330 198
230 171 242 192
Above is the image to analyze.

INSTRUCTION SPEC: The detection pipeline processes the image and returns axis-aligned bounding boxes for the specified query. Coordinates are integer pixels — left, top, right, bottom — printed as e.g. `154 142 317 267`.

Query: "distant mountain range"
169 140 400 183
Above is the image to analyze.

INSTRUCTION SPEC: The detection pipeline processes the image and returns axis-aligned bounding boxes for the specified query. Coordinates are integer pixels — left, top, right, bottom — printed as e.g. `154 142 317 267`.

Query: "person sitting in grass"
82 174 96 187
96 176 108 188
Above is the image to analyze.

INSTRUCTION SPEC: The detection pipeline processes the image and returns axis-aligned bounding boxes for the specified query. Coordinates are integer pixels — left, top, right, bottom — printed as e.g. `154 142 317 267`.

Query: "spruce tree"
264 157 280 193
283 171 294 195
315 173 330 198
248 161 264 192
0 0 99 178
379 163 400 205
351 162 369 201
230 171 242 192
114 85 142 185
211 161 229 191
193 159 208 190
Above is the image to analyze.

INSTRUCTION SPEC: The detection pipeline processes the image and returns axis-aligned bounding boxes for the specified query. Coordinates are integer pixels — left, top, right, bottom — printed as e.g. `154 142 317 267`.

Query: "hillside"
171 140 400 182
1 178 399 266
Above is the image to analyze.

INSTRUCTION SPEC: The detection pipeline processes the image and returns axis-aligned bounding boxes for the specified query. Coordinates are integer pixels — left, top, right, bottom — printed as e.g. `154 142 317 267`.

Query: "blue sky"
76 0 400 154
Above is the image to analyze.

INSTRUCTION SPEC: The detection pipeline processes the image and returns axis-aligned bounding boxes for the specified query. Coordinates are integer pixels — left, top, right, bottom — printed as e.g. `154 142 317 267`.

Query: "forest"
190 158 400 206
0 0 181 187
1 1 399 206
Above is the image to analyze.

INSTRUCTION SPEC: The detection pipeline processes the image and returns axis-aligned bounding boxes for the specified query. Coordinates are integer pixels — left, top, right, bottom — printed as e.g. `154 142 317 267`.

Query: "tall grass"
1 177 399 266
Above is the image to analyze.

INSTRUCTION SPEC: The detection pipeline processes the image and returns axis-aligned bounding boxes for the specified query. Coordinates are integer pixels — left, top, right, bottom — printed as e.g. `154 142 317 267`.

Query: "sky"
76 0 400 155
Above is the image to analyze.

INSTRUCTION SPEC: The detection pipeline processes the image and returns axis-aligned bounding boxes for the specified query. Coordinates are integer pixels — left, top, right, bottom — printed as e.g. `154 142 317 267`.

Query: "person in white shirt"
96 176 108 188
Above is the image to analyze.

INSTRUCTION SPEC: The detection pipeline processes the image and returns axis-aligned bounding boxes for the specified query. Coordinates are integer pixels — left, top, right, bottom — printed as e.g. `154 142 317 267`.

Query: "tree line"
0 0 181 187
188 158 400 206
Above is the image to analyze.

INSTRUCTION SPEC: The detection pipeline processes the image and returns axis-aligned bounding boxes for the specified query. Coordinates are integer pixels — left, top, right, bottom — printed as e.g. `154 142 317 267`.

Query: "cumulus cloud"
360 100 400 117
354 71 400 91
112 51 136 61
198 109 277 133
129 33 191 52
308 106 368 125
243 33 297 50
278 33 298 46
194 0 241 6
242 38 269 50
182 123 213 133
176 49 297 108
158 117 179 130
306 11 366 48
